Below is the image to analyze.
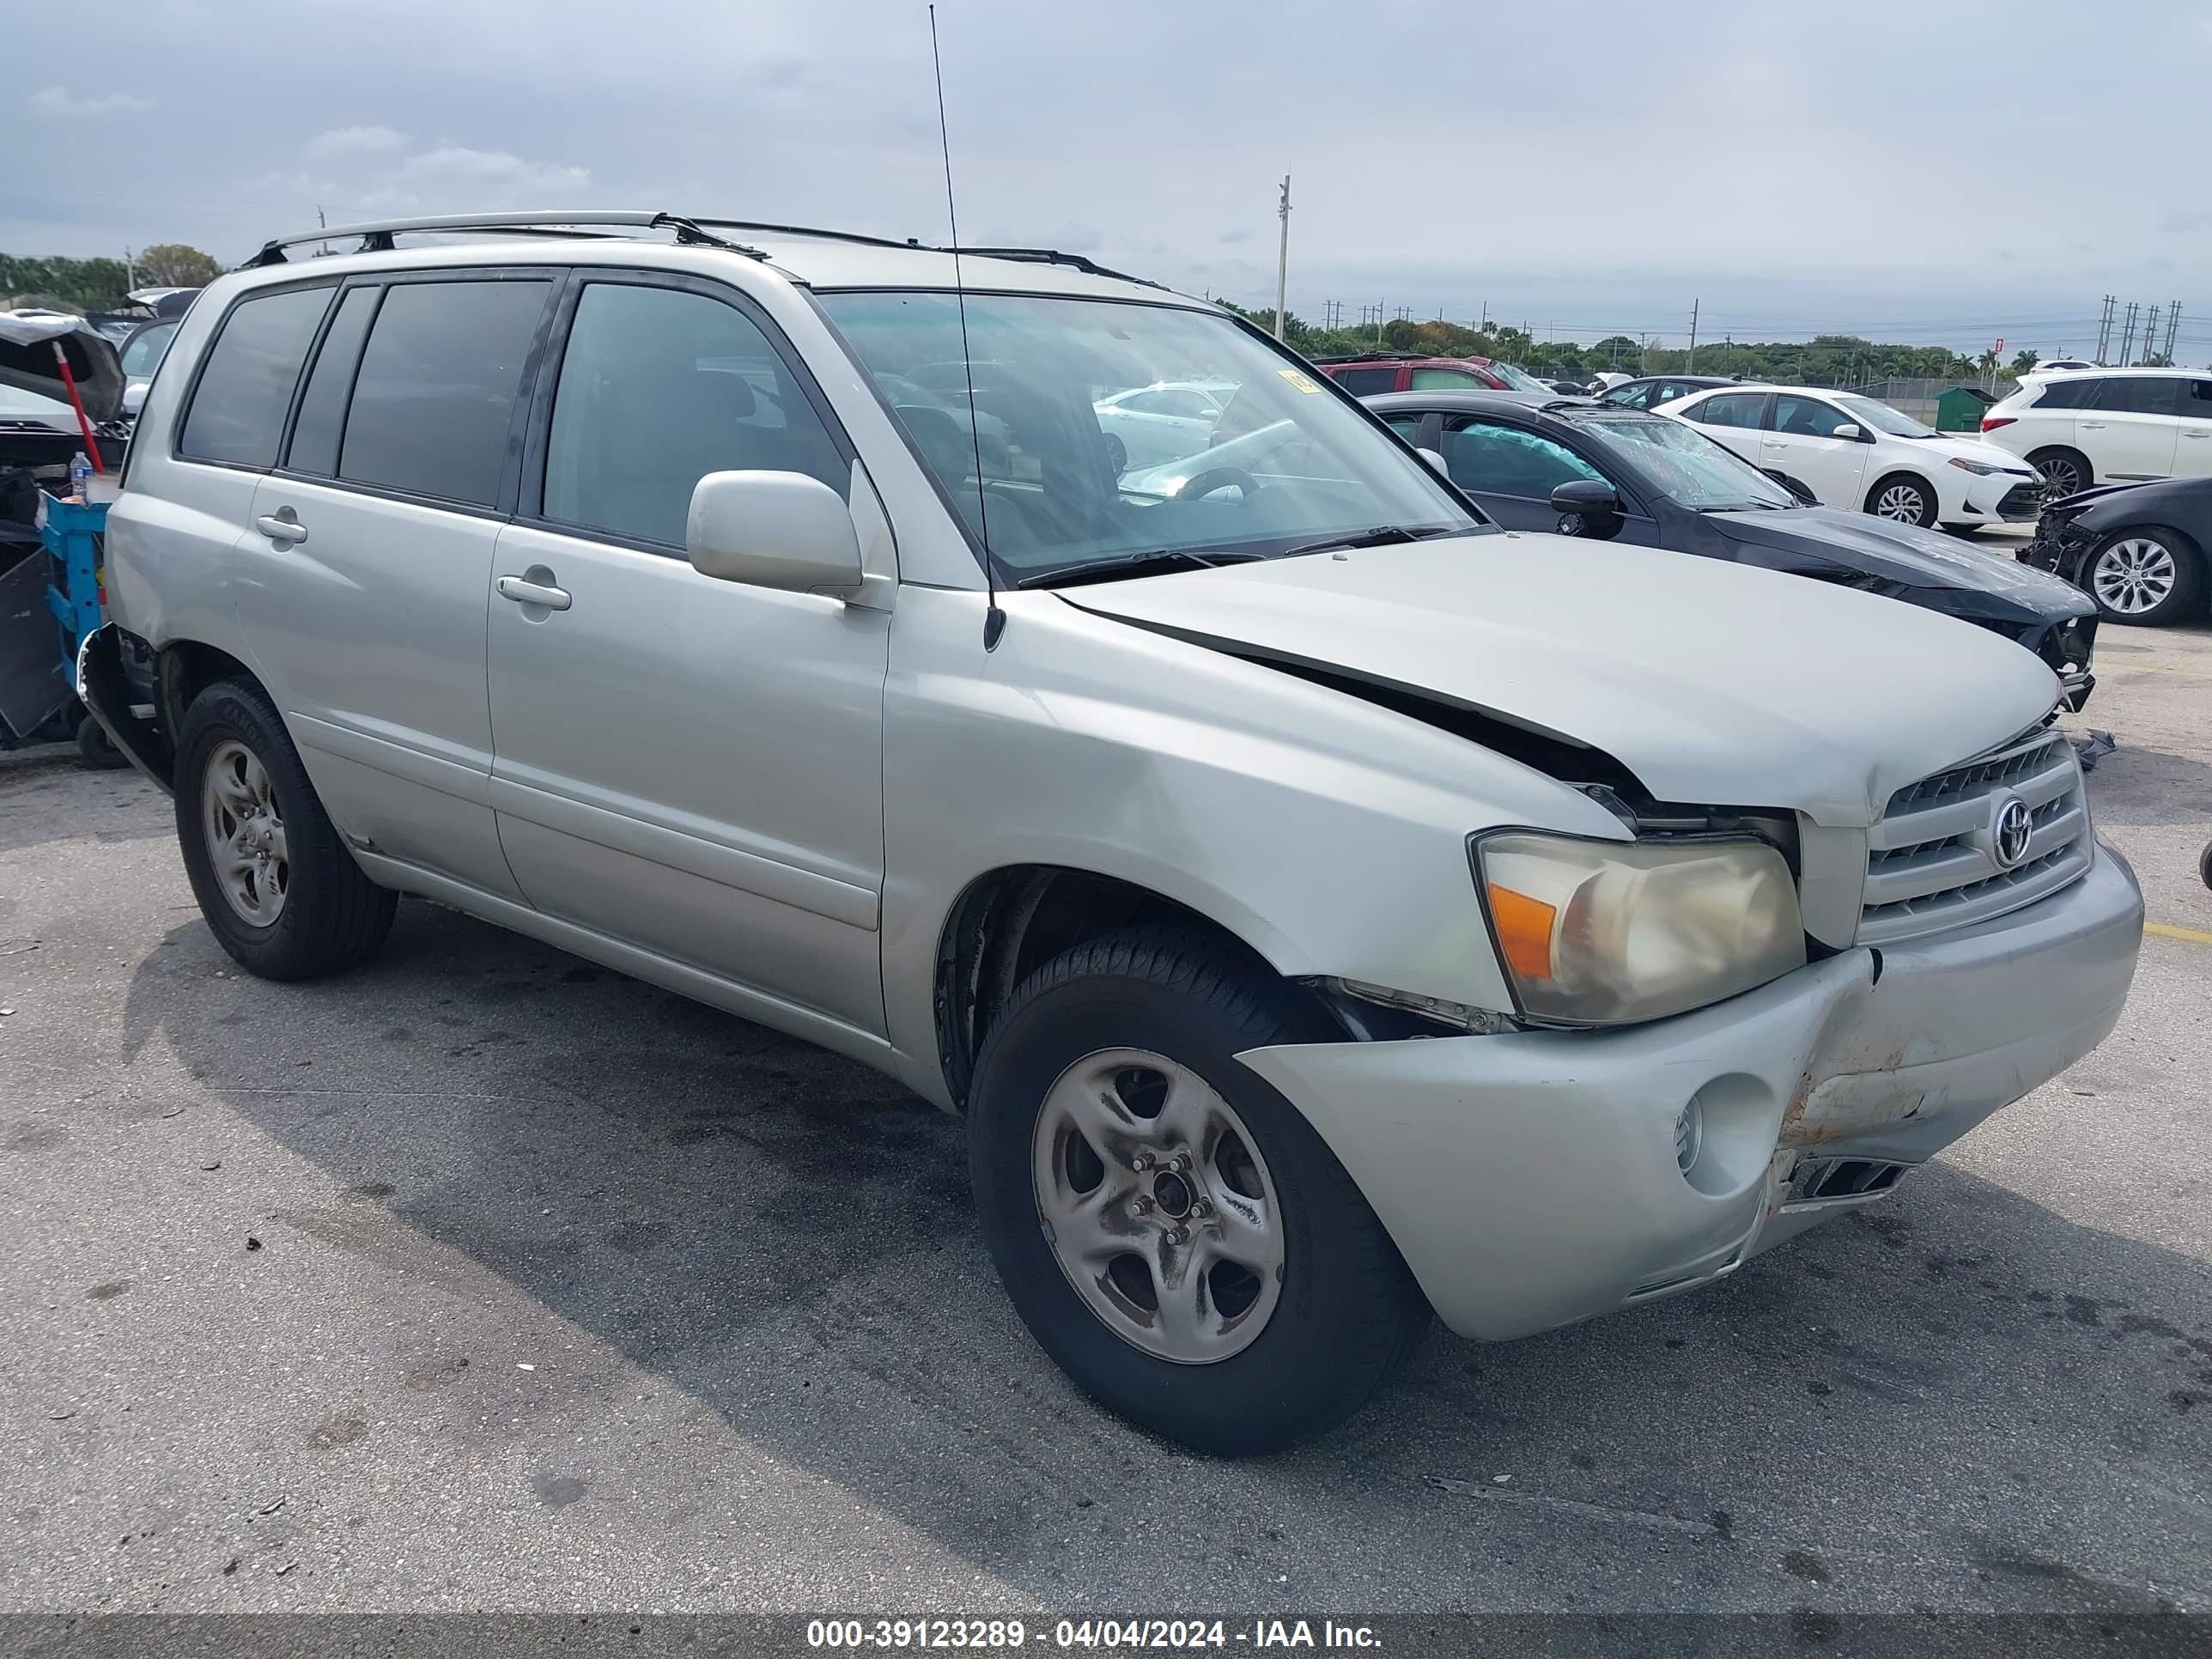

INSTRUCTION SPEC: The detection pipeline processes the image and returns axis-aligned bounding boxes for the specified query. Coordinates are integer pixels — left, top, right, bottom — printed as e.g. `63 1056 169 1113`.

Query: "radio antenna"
929 4 1004 649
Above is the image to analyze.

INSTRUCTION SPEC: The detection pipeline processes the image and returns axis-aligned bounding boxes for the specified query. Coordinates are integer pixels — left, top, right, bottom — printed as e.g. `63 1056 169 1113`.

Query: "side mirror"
1551 477 1623 537
1831 422 1864 442
687 470 865 599
1419 447 1451 478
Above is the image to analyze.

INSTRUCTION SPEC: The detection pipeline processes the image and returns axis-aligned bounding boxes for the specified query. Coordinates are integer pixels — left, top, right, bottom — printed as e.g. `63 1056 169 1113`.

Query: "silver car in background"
84 212 2143 1454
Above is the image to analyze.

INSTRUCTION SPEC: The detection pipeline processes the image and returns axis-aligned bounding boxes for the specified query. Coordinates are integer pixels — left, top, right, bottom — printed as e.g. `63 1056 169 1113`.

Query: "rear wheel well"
158 641 262 739
933 866 1316 1109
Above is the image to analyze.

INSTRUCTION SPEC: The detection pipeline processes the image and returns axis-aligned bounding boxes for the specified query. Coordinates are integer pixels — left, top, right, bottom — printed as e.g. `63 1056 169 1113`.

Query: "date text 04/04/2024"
805 1620 1383 1649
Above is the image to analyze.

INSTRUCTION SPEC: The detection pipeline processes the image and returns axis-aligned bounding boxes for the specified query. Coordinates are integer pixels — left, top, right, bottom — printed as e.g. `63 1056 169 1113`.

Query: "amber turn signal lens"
1486 884 1556 981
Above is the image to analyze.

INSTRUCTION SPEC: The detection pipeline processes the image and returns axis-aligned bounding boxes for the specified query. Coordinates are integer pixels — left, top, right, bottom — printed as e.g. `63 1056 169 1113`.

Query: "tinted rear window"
1329 367 1398 395
2033 378 2100 410
285 286 381 477
176 286 333 467
339 279 550 507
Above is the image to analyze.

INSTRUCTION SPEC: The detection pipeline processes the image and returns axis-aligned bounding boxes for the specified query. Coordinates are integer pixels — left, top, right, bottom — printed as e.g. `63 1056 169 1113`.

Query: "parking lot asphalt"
1 618 2208 1620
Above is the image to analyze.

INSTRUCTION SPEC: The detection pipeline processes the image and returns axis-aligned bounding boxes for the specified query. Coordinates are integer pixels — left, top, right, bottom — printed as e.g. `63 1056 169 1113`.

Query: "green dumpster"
1935 384 1996 432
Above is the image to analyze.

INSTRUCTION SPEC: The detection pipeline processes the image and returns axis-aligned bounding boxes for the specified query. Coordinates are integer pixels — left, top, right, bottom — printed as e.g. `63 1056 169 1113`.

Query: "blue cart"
46 491 131 767
4 490 130 765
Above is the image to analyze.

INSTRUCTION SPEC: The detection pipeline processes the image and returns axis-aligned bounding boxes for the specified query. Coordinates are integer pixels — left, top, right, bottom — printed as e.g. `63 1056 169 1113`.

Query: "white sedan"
1660 384 2044 529
1093 380 1234 474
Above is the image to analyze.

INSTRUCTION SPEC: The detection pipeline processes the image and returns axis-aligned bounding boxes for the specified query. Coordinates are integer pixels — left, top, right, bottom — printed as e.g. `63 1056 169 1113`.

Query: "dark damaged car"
2025 476 2212 627
1368 390 2100 709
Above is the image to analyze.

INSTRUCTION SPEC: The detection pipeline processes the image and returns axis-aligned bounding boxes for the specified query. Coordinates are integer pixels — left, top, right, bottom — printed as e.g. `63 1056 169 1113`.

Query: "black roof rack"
245 211 770 268
947 247 1164 289
241 212 1169 291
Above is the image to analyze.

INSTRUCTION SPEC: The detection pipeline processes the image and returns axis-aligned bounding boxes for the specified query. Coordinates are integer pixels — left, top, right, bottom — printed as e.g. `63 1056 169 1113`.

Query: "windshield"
1573 410 1797 510
816 292 1475 580
120 322 178 380
1489 362 1550 392
1833 393 1932 438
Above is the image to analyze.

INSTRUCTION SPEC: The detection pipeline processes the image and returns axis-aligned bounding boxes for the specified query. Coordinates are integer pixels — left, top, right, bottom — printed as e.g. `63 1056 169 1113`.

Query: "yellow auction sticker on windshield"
1277 368 1322 394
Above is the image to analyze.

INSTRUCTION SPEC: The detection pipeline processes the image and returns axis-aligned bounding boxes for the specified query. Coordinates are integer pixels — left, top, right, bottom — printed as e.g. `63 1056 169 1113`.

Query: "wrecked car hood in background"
0 311 125 423
1706 506 2095 620
1060 533 2060 827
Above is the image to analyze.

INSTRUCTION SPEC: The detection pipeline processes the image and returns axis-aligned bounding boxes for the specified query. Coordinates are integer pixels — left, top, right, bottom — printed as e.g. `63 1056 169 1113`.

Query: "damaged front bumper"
1237 840 2142 1342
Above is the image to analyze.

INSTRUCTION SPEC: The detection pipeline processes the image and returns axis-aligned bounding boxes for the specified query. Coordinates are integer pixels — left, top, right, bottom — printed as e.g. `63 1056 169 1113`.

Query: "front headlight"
1474 833 1805 1025
1948 457 2003 476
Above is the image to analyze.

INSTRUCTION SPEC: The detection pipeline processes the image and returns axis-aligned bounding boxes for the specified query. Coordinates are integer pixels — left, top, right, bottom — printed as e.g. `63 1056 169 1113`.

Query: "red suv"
1313 355 1508 394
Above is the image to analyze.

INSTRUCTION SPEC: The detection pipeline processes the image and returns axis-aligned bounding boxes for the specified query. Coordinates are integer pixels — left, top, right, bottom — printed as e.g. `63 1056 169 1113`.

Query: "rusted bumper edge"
1237 841 2143 1343
76 624 173 795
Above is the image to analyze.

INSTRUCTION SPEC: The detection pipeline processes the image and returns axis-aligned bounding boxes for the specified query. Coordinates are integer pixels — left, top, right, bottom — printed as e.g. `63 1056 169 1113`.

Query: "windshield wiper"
1275 524 1459 560
1014 548 1264 590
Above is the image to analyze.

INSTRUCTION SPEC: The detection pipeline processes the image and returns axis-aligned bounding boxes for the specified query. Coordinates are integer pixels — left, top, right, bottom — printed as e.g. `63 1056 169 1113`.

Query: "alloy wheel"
1875 482 1928 523
2039 458 2083 499
1030 1048 1284 1364
201 738 289 926
2091 537 2179 617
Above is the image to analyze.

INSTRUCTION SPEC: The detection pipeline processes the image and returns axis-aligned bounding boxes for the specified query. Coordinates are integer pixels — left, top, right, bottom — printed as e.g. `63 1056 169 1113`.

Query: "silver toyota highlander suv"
83 211 2144 1454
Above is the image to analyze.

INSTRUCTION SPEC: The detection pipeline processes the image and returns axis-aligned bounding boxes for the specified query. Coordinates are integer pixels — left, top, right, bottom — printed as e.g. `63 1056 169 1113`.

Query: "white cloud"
29 86 152 118
306 125 408 161
392 146 591 203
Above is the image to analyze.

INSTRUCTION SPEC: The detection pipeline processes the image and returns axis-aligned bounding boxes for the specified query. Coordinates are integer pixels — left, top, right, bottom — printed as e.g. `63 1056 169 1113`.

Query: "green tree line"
3 246 224 312
1220 302 2064 386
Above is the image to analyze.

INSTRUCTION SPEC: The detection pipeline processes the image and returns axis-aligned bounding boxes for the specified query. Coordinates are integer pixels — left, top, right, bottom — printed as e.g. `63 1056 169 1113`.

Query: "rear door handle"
2080 422 2107 429
495 574 572 611
255 512 307 545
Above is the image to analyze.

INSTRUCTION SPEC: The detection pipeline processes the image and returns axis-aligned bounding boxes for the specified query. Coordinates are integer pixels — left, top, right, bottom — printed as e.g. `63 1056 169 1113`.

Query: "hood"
2053 475 2212 523
0 311 125 423
1704 505 2094 620
1917 432 2036 471
1059 534 2059 828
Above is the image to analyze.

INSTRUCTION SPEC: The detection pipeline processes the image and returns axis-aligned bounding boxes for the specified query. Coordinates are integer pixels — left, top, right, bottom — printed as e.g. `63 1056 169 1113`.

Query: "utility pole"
1272 175 1291 342
1686 298 1700 374
122 246 134 289
2143 305 2162 365
317 205 331 258
2165 303 2183 362
2094 294 2116 363
1376 300 1384 344
2118 302 2139 367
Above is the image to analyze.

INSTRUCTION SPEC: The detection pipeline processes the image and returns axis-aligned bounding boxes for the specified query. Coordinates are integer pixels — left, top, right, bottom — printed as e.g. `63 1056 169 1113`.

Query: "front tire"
968 927 1428 1455
1865 472 1936 526
2084 526 2203 625
174 679 397 980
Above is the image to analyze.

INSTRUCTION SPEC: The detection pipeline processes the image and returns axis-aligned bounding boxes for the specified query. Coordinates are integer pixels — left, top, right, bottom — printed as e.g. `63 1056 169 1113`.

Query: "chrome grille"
1857 727 2090 945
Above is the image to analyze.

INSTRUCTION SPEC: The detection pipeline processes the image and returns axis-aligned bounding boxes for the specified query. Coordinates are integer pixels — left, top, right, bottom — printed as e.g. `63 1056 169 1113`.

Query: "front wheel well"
1863 471 1936 520
933 866 1320 1109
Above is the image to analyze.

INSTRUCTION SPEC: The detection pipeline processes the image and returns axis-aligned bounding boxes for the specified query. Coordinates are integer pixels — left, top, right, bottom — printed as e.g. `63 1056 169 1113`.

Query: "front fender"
873 586 1623 1103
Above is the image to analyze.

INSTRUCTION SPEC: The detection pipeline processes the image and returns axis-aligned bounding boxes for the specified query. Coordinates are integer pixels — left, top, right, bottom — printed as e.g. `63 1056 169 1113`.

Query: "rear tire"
1864 472 1936 527
174 679 396 980
2083 526 2203 626
968 926 1429 1455
2027 447 2092 501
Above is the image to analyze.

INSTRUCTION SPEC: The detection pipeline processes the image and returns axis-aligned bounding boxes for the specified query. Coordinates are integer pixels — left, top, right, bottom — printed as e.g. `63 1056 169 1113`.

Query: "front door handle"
2080 422 2107 430
495 574 572 611
255 511 307 545
2183 430 2212 439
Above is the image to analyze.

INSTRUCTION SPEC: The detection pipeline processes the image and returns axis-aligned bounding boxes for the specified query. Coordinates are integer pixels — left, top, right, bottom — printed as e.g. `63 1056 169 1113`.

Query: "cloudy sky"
8 0 2209 358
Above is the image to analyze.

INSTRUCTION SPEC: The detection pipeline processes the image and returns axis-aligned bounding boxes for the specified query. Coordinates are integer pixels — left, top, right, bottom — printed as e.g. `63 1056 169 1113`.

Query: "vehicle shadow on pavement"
118 898 2212 1612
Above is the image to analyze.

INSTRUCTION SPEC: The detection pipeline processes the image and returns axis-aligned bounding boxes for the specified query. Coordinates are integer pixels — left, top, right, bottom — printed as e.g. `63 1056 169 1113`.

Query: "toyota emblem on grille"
1992 794 2033 868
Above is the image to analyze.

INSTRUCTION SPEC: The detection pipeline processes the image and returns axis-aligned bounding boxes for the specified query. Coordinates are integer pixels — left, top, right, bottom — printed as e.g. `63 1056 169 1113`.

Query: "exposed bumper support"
75 623 173 794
